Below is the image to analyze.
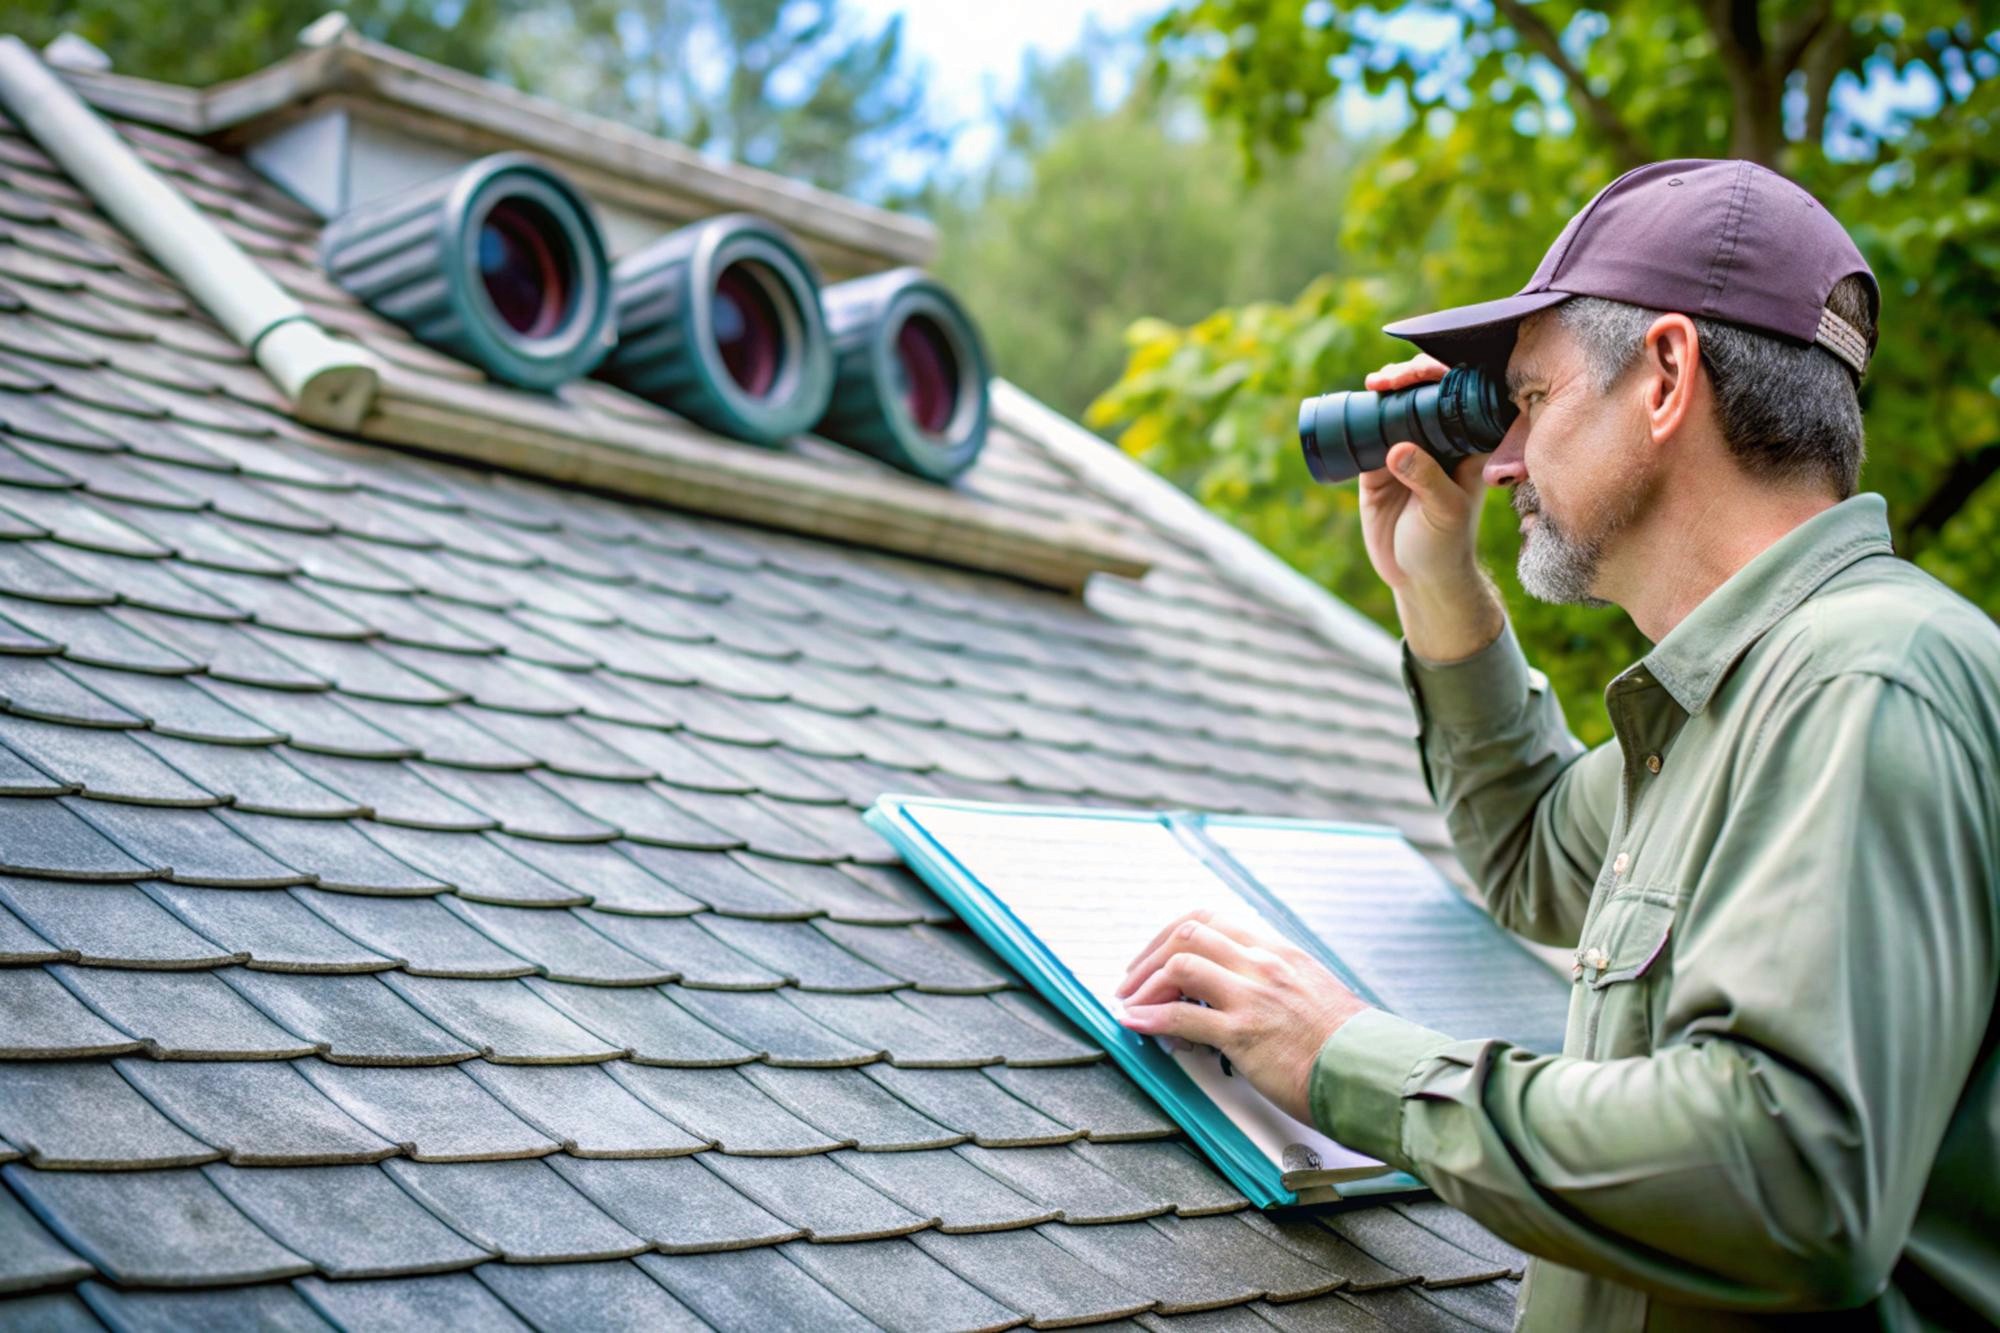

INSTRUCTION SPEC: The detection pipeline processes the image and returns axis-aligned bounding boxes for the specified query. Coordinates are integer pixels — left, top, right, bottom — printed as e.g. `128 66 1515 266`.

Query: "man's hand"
1114 909 1369 1126
1356 354 1506 662
1356 354 1489 592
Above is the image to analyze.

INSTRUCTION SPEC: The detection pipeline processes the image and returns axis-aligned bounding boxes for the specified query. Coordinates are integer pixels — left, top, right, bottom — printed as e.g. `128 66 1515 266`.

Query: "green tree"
0 0 518 87
932 42 1364 421
7 0 936 201
1090 2 2000 743
497 0 935 197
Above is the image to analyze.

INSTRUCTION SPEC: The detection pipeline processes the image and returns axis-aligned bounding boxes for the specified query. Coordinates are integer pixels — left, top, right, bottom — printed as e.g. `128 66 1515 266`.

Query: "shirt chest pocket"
1574 889 1679 1058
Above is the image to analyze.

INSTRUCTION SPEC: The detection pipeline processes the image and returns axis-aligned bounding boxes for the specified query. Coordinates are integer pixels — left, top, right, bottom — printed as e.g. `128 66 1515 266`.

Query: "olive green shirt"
1309 494 2000 1330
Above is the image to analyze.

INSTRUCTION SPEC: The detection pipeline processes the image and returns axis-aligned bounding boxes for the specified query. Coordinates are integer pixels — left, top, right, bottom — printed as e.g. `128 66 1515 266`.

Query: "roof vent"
819 268 991 482
596 214 834 448
319 152 614 391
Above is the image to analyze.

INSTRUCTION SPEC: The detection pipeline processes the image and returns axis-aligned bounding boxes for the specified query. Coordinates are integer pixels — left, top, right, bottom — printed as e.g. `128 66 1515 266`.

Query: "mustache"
1512 482 1540 518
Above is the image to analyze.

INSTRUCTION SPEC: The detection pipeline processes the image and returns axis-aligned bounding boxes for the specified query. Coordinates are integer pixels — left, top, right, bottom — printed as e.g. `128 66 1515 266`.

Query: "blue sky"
842 0 1166 170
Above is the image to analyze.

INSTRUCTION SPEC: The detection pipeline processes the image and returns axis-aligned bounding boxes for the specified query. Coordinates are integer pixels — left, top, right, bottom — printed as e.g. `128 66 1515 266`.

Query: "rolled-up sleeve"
1400 622 1617 946
1312 672 1998 1312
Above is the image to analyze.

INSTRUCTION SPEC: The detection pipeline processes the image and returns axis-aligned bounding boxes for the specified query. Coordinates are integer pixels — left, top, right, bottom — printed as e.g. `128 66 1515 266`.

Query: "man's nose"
1482 415 1528 488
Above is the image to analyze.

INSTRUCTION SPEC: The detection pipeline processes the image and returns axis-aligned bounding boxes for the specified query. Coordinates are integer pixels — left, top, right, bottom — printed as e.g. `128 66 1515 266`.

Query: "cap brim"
1383 290 1573 367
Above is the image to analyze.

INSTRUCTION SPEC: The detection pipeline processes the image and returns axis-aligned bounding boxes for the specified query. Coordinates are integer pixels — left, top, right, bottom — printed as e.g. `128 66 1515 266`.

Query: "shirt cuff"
1308 1007 1458 1172
1399 620 1536 731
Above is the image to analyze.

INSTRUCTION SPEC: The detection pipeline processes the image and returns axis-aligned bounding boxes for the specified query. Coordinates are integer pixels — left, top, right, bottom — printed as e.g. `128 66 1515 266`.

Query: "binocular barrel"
1298 363 1517 484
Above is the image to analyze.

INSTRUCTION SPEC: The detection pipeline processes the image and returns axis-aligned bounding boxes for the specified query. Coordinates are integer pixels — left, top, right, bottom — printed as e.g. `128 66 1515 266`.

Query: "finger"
1116 918 1260 998
1118 996 1231 1046
1362 359 1424 391
1122 952 1247 1010
1123 906 1222 972
1357 462 1409 501
1362 354 1448 392
1386 442 1471 522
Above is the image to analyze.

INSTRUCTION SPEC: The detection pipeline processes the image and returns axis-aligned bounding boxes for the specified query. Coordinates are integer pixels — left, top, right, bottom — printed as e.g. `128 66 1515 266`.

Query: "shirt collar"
1629 493 1894 716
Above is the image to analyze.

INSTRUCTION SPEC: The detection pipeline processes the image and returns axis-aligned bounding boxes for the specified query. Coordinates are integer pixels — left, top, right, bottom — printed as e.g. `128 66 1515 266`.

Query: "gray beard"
1514 480 1618 608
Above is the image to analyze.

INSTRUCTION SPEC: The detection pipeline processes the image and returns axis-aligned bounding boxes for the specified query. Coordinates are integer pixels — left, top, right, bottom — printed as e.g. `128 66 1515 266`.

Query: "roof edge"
364 364 1152 594
991 380 1401 676
52 24 935 274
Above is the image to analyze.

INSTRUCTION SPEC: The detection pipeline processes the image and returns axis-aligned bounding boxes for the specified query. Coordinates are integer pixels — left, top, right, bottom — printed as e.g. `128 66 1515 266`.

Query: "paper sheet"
1204 822 1571 1053
906 806 1372 1179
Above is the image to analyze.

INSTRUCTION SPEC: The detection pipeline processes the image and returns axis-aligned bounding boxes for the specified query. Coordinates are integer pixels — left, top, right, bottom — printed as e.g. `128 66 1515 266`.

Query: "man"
1115 158 1999 1330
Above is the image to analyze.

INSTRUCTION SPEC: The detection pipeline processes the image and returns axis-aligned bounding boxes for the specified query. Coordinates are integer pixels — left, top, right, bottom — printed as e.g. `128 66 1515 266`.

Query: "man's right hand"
1355 354 1506 662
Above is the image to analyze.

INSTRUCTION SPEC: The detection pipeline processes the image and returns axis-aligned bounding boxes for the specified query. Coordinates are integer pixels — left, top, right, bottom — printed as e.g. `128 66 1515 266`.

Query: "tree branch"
1773 0 1832 77
1800 20 1849 147
1491 0 1650 169
1901 440 2000 556
1701 0 1783 166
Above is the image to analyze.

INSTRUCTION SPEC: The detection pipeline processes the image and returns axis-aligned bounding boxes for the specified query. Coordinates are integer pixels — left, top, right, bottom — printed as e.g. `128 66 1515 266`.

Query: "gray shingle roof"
0 98 1518 1330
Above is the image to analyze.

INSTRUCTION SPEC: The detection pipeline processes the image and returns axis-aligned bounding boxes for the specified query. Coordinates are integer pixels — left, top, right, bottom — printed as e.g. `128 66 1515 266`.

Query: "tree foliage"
496 0 933 196
933 46 1364 421
1091 2 2000 742
0 0 518 88
4 0 931 199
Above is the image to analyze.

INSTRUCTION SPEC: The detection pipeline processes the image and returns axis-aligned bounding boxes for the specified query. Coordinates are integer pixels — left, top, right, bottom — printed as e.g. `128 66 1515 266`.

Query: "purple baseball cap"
1383 158 1878 380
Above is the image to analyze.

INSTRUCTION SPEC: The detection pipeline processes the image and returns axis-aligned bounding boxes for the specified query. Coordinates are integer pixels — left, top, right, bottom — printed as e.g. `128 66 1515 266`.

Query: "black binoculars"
1298 363 1518 484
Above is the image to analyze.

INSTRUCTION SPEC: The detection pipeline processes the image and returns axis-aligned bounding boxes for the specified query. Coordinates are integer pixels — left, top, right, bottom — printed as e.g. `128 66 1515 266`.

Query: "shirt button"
1613 852 1631 876
1644 753 1663 774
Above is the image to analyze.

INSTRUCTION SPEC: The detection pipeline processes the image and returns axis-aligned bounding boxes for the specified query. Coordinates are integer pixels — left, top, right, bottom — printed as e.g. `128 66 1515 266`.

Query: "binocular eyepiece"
1298 363 1517 484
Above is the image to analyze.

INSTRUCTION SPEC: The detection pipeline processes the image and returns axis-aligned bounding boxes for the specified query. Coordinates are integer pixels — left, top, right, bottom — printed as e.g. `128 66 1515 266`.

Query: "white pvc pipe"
0 37 377 429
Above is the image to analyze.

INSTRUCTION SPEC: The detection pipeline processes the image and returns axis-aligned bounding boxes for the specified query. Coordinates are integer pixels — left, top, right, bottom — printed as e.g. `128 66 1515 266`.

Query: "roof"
60 20 935 277
0 50 1522 1333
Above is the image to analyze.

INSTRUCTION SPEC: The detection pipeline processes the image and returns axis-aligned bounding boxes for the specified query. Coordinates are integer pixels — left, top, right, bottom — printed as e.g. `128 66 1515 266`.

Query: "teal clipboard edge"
864 794 1429 1209
862 798 1291 1207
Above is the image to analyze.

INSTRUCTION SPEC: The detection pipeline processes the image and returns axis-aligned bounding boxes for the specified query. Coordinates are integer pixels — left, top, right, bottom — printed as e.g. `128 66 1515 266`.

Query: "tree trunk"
1702 0 1832 171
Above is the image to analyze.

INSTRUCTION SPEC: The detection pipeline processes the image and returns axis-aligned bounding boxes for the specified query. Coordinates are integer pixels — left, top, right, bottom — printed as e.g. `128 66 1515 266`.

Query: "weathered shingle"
669 987 881 1066
0 878 236 967
474 1260 707 1332
0 1060 218 1169
293 1272 530 1331
379 974 626 1063
296 1061 556 1161
0 93 1517 1330
838 1146 1055 1234
203 1162 490 1277
3 1164 312 1287
114 1058 396 1166
0 1184 94 1294
633 1248 871 1330
781 1237 1024 1332
606 1064 842 1155
379 1158 647 1262
463 1062 706 1157
138 882 393 973
219 970 478 1065
915 1226 1155 1325
78 1280 335 1332
698 1151 930 1242
861 1064 1080 1148
48 965 313 1058
552 1155 802 1253
523 978 757 1066
68 802 309 886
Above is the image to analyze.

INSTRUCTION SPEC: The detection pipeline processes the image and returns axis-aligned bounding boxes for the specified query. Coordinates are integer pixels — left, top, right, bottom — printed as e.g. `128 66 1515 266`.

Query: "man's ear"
1641 313 1699 445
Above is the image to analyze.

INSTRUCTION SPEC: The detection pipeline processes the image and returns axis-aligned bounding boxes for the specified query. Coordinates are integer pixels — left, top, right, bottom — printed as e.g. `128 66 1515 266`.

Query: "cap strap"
1815 306 1870 380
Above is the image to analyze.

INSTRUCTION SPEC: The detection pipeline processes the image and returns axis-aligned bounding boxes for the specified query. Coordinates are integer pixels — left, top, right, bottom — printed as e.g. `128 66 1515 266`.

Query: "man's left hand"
1115 909 1371 1125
